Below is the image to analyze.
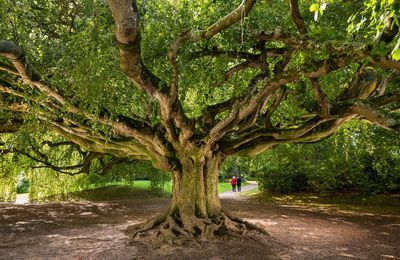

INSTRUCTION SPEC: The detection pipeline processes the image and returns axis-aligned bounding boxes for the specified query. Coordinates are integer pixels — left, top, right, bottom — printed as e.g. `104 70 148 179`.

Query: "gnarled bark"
126 151 266 242
2 0 400 245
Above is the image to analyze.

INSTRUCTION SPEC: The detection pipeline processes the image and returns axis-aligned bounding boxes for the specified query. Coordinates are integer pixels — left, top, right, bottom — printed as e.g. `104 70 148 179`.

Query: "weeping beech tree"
1 0 400 241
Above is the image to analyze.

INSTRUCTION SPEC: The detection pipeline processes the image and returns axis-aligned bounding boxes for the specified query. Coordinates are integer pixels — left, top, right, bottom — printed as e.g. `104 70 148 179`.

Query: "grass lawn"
133 180 247 194
44 180 249 201
249 191 400 215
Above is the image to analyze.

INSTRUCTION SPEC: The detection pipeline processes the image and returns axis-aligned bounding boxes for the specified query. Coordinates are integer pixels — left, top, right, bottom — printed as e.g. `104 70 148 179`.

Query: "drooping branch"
0 40 67 104
200 54 349 151
225 116 349 157
0 38 176 169
227 57 348 135
217 52 381 157
256 29 400 71
293 117 355 143
221 116 330 154
0 137 129 175
225 87 400 157
0 80 168 165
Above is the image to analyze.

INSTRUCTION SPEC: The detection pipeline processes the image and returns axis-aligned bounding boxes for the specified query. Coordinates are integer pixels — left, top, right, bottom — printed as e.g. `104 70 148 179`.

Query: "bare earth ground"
0 188 399 259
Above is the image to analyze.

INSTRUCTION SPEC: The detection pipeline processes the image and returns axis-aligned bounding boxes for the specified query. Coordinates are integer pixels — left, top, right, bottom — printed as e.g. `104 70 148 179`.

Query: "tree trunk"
126 151 266 242
170 152 223 231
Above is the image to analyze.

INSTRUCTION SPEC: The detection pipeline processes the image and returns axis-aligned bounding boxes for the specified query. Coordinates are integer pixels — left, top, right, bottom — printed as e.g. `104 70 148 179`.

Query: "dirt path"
219 181 258 199
0 192 399 259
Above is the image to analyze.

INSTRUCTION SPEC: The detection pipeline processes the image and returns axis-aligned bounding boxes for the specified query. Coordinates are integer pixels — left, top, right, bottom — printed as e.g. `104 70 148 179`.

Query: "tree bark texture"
127 151 265 242
1 0 400 242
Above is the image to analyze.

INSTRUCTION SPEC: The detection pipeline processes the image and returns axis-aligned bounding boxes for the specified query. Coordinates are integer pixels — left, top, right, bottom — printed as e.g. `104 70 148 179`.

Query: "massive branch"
1 0 400 243
0 40 172 170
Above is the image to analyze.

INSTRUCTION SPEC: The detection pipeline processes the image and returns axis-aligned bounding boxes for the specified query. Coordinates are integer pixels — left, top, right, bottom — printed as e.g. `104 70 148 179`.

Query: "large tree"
1 0 400 241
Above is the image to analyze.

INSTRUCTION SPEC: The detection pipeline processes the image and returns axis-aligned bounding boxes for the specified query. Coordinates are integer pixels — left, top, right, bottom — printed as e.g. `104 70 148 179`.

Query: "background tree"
1 0 400 241
246 120 400 194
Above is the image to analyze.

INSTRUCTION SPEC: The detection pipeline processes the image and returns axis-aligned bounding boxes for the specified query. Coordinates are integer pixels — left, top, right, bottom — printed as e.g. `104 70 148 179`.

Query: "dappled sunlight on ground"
0 189 399 259
222 197 400 259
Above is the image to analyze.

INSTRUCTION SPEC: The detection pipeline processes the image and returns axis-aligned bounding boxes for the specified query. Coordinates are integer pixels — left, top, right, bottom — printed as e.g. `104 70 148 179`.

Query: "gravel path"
219 181 258 200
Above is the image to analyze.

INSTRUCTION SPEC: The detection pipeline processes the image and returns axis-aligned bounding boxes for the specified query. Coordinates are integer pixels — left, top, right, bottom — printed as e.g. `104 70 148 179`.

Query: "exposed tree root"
125 208 269 244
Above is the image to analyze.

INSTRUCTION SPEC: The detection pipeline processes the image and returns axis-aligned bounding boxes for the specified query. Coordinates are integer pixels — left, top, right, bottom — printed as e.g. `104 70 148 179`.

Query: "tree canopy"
1 0 400 241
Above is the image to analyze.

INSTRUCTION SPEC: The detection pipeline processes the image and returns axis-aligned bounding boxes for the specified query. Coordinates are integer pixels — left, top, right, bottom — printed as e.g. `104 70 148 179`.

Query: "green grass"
134 181 243 194
43 180 171 202
125 181 247 194
42 181 246 202
240 187 259 196
73 185 171 201
132 180 173 192
218 183 233 193
218 182 249 193
106 180 244 194
250 191 400 215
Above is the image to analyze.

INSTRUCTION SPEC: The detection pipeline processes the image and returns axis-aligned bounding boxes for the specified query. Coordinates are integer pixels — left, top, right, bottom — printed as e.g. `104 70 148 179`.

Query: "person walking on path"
231 176 237 192
237 176 242 192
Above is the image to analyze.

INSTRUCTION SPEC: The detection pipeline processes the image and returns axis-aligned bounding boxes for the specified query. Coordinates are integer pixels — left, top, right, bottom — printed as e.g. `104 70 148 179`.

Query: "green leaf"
392 49 400 60
371 43 388 56
309 3 319 12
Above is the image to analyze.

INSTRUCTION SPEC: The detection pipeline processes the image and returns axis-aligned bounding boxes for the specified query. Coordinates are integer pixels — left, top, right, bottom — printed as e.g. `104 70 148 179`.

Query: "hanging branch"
0 38 174 169
256 29 400 71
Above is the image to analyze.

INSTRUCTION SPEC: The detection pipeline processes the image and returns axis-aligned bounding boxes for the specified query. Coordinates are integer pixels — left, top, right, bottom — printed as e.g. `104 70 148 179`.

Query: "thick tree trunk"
170 152 223 231
126 151 266 242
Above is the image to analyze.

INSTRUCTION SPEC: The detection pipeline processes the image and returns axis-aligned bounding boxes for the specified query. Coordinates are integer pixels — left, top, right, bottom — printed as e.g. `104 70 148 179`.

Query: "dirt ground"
0 195 399 259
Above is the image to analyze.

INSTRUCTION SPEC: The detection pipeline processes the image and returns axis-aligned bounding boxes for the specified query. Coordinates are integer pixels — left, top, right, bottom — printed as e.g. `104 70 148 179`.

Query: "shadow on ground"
0 189 399 259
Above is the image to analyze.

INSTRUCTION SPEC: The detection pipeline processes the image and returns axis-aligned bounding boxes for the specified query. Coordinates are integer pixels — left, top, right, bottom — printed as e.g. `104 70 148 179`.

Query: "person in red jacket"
231 176 237 192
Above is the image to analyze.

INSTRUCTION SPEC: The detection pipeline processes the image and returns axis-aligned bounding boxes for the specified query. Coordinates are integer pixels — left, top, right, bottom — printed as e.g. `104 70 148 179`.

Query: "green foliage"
42 182 171 202
0 167 17 201
26 160 171 200
251 120 400 194
0 133 33 201
135 163 171 190
258 166 308 194
16 174 30 193
392 49 400 60
221 156 252 181
371 42 389 56
1 0 399 200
